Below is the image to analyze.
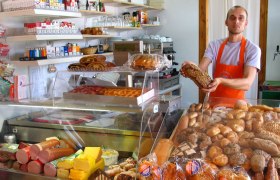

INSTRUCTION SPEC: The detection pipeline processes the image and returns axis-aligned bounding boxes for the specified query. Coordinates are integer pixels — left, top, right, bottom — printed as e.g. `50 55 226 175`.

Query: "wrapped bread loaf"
181 63 212 88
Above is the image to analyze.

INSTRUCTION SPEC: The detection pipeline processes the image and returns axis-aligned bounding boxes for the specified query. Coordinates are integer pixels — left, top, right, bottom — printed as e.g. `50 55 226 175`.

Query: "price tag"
153 104 159 113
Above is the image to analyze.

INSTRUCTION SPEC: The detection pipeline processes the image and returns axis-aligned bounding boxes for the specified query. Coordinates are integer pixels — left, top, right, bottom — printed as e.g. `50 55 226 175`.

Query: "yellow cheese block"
84 147 102 162
57 159 74 170
57 168 69 179
73 153 94 172
69 159 105 180
57 149 83 170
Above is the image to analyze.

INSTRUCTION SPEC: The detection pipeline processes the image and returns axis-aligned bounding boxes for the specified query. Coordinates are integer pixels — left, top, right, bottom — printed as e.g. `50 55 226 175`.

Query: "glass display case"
0 67 183 179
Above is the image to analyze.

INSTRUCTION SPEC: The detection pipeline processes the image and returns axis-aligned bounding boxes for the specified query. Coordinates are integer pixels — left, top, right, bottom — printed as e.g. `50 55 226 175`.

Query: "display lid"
126 53 171 71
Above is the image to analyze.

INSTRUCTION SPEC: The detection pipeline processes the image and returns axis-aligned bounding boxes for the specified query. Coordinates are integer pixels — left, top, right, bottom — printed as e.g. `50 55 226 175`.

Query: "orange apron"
210 37 246 107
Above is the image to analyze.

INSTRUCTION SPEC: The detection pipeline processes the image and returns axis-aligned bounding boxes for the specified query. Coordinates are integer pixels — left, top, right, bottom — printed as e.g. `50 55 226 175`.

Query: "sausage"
16 146 31 164
44 163 57 177
44 149 82 177
38 148 75 164
12 161 21 170
27 160 43 174
30 139 60 160
20 163 28 172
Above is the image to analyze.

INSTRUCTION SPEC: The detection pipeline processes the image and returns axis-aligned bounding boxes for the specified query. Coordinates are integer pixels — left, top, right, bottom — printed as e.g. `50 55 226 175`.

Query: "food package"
127 53 171 71
169 98 280 179
138 153 162 179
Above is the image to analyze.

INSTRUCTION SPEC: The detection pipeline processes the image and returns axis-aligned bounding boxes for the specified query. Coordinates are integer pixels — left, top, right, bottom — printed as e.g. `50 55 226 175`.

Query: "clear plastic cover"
126 53 171 71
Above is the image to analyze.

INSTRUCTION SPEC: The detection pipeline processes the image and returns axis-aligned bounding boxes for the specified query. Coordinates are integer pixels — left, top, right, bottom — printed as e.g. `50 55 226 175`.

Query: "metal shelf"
6 34 83 42
0 9 81 19
102 0 163 10
11 53 113 66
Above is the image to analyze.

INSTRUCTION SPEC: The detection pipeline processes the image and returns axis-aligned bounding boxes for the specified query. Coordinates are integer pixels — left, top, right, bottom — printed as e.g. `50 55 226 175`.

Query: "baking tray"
63 88 155 106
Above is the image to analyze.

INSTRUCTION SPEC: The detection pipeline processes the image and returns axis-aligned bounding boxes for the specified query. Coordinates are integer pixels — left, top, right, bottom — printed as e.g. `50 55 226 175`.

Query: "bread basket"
81 46 97 55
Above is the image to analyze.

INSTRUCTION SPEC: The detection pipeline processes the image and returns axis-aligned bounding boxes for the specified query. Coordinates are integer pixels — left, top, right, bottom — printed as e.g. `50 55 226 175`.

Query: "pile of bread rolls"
169 99 280 179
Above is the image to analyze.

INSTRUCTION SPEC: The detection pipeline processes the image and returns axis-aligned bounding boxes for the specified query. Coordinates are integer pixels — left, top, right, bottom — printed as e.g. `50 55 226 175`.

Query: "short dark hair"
226 5 248 20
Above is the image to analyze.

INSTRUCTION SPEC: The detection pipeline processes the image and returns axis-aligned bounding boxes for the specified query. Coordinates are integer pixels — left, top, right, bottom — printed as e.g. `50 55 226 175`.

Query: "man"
181 5 261 100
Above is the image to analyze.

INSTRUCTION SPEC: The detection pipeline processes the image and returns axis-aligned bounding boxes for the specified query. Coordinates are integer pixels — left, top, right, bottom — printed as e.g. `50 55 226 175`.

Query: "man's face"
225 8 248 35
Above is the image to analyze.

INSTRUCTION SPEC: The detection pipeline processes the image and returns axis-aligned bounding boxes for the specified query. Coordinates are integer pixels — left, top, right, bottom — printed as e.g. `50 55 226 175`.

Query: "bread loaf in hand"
181 63 212 88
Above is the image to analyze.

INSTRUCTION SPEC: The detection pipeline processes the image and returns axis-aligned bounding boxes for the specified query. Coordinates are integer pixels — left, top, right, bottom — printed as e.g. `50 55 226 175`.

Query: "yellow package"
57 168 69 179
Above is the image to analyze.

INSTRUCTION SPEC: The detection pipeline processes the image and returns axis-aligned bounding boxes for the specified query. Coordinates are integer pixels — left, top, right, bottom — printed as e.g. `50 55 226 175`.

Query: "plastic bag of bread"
184 159 218 180
162 161 186 180
138 153 162 180
180 61 212 88
217 167 251 180
127 54 170 71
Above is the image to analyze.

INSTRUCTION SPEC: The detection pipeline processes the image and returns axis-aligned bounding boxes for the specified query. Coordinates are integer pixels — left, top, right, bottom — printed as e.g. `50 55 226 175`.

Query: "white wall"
266 0 280 80
157 0 199 108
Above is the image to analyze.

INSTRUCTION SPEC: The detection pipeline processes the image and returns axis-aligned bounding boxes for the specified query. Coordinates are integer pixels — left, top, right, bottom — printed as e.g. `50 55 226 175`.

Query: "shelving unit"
82 34 117 38
141 24 161 27
0 9 81 19
79 10 113 16
108 26 143 30
102 0 163 10
11 52 113 66
6 34 83 42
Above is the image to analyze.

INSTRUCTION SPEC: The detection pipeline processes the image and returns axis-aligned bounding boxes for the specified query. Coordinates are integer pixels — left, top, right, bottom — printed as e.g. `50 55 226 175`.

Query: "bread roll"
153 139 174 166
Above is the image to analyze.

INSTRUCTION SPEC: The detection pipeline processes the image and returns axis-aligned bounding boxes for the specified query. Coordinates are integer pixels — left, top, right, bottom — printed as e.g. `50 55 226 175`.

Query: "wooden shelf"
108 26 142 30
141 24 160 27
6 34 83 42
0 9 81 19
79 10 112 16
102 0 163 10
11 53 113 67
82 34 116 38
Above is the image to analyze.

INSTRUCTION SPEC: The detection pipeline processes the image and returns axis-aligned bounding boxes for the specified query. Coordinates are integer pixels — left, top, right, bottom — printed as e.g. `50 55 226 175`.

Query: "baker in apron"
182 5 261 107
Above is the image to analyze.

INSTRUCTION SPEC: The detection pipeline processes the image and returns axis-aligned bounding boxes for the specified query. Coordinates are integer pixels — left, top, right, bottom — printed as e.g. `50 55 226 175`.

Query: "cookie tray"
63 88 155 107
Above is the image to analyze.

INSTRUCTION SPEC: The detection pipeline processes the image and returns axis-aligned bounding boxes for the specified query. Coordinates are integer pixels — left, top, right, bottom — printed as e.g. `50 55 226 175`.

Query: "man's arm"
203 65 257 92
198 57 212 72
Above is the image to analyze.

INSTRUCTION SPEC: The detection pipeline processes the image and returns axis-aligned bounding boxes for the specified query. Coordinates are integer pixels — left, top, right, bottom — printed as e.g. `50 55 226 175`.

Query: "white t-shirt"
203 38 261 76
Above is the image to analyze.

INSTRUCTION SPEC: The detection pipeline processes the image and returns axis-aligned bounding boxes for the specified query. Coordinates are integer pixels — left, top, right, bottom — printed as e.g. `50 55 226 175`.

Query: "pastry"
80 55 106 65
86 61 107 71
68 63 87 71
180 62 212 88
130 55 157 70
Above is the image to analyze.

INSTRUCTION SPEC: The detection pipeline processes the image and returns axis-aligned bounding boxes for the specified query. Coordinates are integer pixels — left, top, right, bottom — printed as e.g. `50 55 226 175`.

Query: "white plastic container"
102 149 119 166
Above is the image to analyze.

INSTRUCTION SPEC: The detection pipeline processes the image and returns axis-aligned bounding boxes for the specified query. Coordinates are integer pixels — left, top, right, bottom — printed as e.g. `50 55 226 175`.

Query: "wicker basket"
103 44 109 52
81 47 97 55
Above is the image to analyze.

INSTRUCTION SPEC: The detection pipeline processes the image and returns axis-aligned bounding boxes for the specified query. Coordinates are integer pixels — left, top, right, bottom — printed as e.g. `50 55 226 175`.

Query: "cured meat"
30 139 60 160
27 160 43 174
38 148 75 164
16 146 31 164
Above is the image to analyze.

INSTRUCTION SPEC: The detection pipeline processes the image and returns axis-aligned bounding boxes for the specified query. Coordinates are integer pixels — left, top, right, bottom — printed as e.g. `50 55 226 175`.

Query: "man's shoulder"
245 39 261 52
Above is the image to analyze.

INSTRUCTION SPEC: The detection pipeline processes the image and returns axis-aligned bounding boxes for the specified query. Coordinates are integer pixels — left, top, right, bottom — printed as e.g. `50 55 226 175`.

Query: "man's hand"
201 78 222 92
180 61 195 78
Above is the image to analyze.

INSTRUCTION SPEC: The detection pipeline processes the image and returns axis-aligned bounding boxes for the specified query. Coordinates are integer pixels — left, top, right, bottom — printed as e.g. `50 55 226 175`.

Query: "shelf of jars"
107 26 143 30
11 52 114 66
6 34 83 42
102 0 163 10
